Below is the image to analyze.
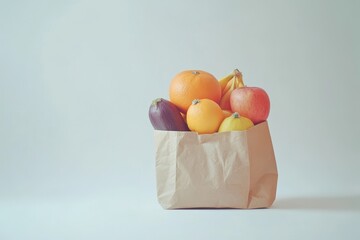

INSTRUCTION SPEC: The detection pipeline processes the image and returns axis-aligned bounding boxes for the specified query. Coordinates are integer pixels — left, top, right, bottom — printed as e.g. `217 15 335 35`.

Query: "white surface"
1 194 359 239
1 0 360 239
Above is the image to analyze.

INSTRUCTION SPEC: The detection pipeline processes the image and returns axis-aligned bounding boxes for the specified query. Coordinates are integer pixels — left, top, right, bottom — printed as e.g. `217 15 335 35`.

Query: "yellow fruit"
218 112 254 132
187 99 224 134
218 72 234 93
219 69 245 110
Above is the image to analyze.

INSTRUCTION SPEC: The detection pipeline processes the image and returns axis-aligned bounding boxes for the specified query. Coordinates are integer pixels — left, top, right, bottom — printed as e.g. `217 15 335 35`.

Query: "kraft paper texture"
154 121 278 209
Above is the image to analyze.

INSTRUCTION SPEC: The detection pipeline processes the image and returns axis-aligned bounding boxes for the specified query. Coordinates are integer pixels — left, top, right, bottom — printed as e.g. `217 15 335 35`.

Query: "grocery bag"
154 121 278 209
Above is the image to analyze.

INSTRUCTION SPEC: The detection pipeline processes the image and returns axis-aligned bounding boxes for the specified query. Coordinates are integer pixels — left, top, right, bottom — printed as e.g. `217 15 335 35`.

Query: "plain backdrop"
1 0 359 239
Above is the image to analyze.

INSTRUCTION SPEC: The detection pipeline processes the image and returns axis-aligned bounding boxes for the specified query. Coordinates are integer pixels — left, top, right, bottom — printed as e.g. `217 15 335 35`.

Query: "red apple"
230 87 270 124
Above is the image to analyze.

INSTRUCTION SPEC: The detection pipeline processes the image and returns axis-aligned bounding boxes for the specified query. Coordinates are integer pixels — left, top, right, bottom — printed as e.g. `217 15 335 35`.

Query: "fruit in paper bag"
169 70 221 113
218 72 235 93
187 99 224 134
149 98 189 131
218 112 254 132
222 110 232 118
180 112 187 123
220 89 233 111
230 87 270 124
219 69 244 111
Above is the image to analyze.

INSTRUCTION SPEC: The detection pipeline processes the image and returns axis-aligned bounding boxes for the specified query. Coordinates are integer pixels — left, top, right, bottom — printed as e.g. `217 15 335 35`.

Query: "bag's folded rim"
154 120 268 135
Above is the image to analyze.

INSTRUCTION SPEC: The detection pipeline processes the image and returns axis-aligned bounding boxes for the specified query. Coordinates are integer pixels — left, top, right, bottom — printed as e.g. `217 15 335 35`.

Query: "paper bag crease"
155 121 277 209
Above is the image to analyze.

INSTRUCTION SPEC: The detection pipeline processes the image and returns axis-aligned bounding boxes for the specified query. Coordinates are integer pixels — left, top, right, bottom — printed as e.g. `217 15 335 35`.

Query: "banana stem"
234 69 245 87
230 75 236 90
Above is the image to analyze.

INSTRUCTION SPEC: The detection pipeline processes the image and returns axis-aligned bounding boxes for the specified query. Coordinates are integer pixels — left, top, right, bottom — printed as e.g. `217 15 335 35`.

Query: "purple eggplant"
149 98 189 131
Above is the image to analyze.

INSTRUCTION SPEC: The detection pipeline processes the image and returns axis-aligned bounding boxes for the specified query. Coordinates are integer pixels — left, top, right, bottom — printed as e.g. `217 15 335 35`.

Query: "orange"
187 99 224 134
169 70 221 113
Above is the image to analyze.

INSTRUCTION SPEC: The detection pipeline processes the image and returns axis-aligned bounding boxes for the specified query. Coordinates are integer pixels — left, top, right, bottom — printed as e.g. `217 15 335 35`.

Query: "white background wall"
1 0 359 239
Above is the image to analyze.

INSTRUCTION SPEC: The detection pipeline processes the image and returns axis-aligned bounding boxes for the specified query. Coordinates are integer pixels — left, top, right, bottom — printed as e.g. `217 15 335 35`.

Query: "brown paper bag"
154 121 278 209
